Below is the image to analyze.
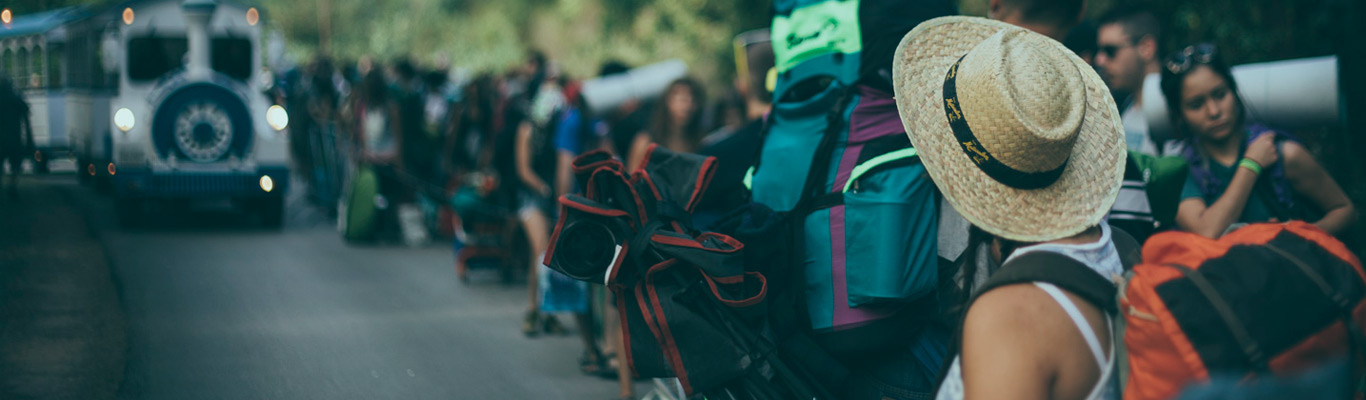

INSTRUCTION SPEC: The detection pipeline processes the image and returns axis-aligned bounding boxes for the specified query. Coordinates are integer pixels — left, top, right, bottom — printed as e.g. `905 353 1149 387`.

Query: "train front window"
127 37 188 81
212 38 252 81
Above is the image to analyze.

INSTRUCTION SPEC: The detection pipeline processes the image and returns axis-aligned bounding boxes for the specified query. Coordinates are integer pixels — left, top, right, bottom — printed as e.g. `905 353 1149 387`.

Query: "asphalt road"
30 173 637 399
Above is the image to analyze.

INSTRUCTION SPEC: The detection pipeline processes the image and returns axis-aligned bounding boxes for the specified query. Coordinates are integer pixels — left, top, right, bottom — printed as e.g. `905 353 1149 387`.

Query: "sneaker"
541 314 569 335
522 310 540 337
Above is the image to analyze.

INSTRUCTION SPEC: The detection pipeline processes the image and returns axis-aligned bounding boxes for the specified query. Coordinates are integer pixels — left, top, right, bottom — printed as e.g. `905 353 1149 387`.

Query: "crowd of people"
272 0 1358 398
275 39 769 398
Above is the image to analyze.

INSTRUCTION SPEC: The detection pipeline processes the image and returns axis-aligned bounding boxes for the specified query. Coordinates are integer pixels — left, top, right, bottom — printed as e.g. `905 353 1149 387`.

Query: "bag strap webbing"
973 252 1118 313
1166 263 1270 372
1263 243 1366 369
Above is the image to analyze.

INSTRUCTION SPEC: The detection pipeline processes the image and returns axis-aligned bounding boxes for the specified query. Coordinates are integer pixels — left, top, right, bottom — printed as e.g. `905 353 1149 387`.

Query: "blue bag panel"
750 77 849 212
842 158 938 308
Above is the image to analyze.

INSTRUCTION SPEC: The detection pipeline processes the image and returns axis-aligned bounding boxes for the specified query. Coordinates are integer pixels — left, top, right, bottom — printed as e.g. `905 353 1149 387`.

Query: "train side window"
127 36 188 81
47 46 61 89
211 38 251 81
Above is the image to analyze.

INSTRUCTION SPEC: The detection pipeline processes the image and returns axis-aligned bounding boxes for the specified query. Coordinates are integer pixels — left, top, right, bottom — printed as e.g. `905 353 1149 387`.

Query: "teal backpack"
748 0 955 347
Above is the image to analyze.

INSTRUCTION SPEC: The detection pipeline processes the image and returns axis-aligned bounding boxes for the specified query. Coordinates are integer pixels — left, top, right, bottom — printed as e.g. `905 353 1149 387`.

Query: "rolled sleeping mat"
580 59 688 114
1144 55 1340 141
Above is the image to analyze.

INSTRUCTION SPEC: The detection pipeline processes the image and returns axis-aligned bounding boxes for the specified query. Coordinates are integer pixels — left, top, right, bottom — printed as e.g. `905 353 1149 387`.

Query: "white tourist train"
1 0 290 226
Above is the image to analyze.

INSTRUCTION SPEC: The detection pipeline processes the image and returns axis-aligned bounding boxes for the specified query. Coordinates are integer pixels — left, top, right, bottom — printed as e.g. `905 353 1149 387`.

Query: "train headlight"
266 105 289 131
259 175 274 193
114 108 135 132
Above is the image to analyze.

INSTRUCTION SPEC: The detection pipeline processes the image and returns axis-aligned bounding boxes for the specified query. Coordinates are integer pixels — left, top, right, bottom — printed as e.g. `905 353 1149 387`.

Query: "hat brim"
892 16 1126 242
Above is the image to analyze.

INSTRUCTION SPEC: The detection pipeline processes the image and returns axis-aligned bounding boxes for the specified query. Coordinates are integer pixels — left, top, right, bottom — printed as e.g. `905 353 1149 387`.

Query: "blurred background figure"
0 75 34 199
626 77 705 171
1095 6 1171 156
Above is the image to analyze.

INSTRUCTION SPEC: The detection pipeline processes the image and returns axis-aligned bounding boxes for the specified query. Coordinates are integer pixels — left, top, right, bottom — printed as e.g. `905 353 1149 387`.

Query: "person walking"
892 16 1127 399
0 76 34 198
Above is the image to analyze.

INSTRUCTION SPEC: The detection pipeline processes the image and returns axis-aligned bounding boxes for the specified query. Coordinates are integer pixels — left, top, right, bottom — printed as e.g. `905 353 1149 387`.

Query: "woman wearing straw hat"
893 17 1126 400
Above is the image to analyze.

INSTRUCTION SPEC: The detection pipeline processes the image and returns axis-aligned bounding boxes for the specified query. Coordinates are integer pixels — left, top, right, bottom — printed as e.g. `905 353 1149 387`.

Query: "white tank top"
935 226 1122 400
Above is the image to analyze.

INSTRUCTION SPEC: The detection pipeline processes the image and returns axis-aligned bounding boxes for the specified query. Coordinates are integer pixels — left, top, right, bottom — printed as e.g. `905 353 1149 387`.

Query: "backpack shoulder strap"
1109 224 1142 271
971 252 1119 314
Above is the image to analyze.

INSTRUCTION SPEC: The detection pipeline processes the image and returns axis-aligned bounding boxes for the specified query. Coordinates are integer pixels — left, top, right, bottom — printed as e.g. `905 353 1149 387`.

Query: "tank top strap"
1034 282 1109 369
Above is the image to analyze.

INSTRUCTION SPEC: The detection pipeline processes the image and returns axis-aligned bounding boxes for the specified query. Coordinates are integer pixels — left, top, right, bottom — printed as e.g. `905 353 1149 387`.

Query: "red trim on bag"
634 279 664 347
701 271 768 307
650 233 743 254
638 143 659 173
559 196 630 217
571 150 620 174
685 156 718 212
645 260 692 395
615 288 639 379
605 243 628 285
584 166 629 203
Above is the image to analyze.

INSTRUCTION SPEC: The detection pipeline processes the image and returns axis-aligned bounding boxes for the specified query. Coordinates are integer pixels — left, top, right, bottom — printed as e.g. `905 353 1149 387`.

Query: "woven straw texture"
892 16 1126 242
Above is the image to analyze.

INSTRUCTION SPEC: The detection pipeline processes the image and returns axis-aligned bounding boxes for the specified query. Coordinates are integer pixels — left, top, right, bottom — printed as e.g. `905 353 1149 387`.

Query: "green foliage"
257 0 769 89
4 0 114 14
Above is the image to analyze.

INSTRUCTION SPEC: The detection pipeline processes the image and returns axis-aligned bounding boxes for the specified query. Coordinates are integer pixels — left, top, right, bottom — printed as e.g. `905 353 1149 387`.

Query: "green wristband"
1239 158 1263 175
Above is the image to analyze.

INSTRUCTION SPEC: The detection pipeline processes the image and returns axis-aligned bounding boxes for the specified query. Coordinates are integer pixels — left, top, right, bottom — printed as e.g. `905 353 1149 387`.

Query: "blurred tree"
6 0 114 14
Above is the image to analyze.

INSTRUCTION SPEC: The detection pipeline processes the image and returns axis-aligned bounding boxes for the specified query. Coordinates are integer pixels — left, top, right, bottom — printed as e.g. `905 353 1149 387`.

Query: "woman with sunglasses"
1162 44 1356 238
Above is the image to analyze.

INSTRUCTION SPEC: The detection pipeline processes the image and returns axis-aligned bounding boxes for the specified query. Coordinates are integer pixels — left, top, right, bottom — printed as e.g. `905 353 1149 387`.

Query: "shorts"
518 191 555 220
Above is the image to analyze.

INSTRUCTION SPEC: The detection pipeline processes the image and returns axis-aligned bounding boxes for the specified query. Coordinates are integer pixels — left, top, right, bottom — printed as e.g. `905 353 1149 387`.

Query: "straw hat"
892 17 1125 242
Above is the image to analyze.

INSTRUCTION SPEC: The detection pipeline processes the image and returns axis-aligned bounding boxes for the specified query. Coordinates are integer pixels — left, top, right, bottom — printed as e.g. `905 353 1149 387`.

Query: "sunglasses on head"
1165 43 1218 74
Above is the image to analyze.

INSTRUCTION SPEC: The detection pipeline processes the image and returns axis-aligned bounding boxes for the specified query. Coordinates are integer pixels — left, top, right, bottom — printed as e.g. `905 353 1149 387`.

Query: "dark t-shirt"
697 118 765 212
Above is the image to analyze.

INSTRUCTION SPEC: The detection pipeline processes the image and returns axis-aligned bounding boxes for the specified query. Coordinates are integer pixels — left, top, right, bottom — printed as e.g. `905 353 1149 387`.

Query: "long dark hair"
647 78 706 151
1159 45 1296 210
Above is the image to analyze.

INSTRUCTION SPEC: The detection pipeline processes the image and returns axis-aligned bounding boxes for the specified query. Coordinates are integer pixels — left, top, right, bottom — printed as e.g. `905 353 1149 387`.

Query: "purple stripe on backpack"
826 85 906 329
849 85 904 143
830 204 897 329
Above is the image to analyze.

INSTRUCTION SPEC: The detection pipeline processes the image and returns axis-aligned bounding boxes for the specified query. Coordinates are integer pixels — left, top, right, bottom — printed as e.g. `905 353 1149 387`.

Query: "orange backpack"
1122 222 1366 399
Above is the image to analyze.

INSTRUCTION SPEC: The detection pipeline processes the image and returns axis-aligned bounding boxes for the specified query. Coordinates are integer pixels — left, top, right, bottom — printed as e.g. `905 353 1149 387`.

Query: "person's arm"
555 152 574 199
1281 142 1357 234
515 121 550 197
1176 135 1278 238
626 132 651 172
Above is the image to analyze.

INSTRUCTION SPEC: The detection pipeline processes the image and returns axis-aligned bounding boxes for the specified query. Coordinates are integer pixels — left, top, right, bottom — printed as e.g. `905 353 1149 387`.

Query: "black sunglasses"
1097 43 1128 59
1164 43 1218 74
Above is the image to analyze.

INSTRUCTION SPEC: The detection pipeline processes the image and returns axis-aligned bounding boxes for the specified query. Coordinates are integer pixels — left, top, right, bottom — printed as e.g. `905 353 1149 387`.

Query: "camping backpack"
940 222 1366 398
1121 221 1366 399
747 0 955 348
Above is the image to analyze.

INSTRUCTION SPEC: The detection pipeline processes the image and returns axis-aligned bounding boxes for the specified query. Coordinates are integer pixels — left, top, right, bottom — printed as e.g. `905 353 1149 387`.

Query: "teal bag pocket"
750 75 847 212
841 151 938 308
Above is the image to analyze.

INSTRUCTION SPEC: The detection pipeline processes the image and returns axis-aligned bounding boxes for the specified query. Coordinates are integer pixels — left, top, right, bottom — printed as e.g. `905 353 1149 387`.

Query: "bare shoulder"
965 284 1070 336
